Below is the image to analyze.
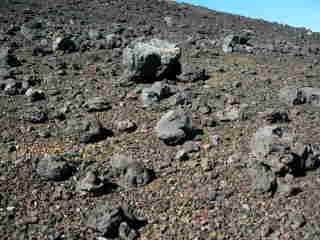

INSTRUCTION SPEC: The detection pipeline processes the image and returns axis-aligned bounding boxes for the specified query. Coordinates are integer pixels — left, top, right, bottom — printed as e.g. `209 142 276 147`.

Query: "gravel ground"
1 1 320 239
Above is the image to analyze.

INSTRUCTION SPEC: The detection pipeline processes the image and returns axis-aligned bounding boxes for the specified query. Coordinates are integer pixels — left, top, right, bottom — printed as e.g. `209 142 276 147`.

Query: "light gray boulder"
155 109 192 145
123 38 181 82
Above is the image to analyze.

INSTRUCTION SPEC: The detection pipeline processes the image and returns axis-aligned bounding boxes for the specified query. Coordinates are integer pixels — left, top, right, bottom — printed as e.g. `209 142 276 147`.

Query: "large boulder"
155 109 193 145
123 38 181 82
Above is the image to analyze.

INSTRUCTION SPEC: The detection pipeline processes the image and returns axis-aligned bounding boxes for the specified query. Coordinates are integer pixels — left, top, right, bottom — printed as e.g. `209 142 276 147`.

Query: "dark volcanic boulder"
123 38 181 82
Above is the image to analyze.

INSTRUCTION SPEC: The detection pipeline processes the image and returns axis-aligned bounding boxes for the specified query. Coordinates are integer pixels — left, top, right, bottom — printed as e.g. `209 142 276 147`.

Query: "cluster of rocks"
86 202 146 240
34 151 152 239
222 30 254 53
279 86 320 106
249 125 320 194
245 85 320 195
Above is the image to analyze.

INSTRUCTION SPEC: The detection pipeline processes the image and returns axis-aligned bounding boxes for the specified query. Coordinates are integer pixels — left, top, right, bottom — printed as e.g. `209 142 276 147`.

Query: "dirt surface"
1 0 320 239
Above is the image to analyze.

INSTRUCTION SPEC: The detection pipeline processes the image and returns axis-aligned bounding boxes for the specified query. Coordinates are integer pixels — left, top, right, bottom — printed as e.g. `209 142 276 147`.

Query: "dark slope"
1 0 320 57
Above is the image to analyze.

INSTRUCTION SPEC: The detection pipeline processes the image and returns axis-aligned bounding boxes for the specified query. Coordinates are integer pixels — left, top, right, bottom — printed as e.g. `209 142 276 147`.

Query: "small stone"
164 16 173 27
149 81 173 99
169 89 192 106
175 149 189 161
116 120 137 133
76 171 106 195
38 129 51 138
110 154 134 172
25 88 45 102
201 116 218 128
207 191 225 201
264 110 290 124
177 64 207 82
87 203 124 237
260 224 273 237
232 81 242 88
28 110 48 123
36 154 75 181
155 109 193 145
183 141 201 153
251 126 291 158
52 35 77 53
198 105 211 114
210 135 222 146
88 29 102 40
222 32 252 53
277 182 301 197
124 162 154 188
201 157 213 171
79 119 112 144
87 202 145 238
83 97 111 112
216 105 243 121
227 153 242 165
4 80 21 95
105 34 121 49
249 161 277 194
141 88 160 109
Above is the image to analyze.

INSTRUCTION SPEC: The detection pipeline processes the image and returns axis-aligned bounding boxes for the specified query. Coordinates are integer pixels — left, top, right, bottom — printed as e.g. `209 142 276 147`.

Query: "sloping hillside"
1 0 320 239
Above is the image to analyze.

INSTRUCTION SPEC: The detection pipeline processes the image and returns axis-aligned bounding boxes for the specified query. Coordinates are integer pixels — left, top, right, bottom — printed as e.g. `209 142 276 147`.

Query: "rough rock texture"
155 109 193 145
123 38 181 82
87 202 145 239
36 154 75 181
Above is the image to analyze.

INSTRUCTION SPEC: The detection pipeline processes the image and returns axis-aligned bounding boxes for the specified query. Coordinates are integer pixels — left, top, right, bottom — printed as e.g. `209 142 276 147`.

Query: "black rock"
28 110 48 124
